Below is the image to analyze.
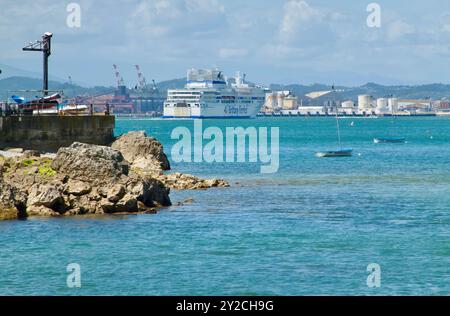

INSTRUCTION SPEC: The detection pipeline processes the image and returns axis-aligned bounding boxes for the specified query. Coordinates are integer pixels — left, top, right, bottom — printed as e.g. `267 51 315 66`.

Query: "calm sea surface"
1 117 449 295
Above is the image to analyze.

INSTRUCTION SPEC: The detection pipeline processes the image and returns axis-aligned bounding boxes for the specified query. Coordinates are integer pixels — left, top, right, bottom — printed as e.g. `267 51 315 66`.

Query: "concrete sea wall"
0 115 115 152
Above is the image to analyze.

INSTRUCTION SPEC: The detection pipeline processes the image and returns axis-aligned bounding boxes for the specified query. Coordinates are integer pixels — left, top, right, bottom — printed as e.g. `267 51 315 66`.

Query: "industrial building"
264 91 298 111
73 65 165 115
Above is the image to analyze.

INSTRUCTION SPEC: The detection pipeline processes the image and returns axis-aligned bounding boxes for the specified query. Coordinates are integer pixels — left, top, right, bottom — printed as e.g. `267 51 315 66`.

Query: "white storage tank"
376 98 388 112
276 92 285 109
265 92 276 109
358 95 372 110
283 95 298 110
388 98 399 113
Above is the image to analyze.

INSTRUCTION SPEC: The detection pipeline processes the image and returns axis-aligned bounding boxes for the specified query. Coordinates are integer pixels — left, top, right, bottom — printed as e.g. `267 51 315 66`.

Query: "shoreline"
113 113 450 119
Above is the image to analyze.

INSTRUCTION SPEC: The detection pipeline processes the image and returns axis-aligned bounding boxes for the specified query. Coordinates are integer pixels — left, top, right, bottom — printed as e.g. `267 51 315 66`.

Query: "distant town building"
397 99 432 113
297 106 326 116
341 100 356 109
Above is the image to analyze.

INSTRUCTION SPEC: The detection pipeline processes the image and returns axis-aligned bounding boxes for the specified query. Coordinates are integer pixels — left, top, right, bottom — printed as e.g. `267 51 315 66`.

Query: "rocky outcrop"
153 173 230 190
0 131 229 220
111 131 170 171
0 142 171 219
51 142 130 184
112 131 229 190
0 178 27 220
27 183 67 215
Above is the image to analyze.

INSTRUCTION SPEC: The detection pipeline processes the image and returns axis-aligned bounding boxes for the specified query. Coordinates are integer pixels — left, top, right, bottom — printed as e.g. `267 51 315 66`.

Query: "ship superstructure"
163 68 265 118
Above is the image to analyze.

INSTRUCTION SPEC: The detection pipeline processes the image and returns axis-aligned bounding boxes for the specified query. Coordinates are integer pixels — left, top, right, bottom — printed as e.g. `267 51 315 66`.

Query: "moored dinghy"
374 96 406 144
316 149 353 158
373 137 406 144
316 84 353 158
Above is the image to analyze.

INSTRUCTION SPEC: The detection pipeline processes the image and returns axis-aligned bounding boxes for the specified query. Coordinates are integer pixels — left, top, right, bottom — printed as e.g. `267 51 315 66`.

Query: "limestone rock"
111 131 170 171
154 173 230 190
27 205 61 217
51 142 129 184
107 184 126 203
27 184 66 213
0 178 27 220
0 131 231 220
101 194 138 213
66 179 91 196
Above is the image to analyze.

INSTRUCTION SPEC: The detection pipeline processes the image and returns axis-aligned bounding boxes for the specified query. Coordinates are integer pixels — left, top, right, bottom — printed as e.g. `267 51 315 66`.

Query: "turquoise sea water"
1 117 449 295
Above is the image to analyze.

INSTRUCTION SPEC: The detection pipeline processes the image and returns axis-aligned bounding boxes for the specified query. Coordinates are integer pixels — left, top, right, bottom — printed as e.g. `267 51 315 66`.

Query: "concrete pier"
0 115 115 152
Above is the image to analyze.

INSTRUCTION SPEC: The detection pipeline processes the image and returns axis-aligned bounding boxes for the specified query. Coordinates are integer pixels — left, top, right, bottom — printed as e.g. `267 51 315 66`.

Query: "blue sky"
1 0 450 86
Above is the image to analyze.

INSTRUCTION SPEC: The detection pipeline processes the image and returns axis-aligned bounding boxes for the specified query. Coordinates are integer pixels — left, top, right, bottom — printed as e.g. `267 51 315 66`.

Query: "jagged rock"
0 207 19 220
0 178 27 220
68 195 103 215
51 142 129 184
102 194 138 213
176 198 195 206
137 201 157 214
154 173 230 190
27 205 61 217
27 184 66 213
111 131 170 171
107 184 126 203
66 179 91 196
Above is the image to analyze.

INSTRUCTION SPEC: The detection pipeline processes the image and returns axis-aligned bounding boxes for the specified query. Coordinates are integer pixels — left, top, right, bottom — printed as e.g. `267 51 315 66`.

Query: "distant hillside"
0 76 114 99
155 78 186 90
0 76 185 100
0 63 66 82
271 82 450 101
2 76 450 102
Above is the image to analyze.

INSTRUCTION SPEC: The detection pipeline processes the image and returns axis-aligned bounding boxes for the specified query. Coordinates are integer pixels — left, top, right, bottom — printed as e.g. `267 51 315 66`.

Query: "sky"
1 0 450 87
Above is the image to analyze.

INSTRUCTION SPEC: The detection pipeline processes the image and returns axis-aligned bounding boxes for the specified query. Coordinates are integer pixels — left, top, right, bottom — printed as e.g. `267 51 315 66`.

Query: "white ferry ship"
163 68 266 118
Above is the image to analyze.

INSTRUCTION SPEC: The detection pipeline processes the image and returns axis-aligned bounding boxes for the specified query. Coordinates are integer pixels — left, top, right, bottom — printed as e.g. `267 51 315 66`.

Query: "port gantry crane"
135 65 158 92
112 64 125 88
135 65 147 91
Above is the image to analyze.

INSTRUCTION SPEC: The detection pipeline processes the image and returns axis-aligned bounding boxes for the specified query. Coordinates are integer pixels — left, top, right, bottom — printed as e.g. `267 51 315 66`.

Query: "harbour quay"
0 114 115 152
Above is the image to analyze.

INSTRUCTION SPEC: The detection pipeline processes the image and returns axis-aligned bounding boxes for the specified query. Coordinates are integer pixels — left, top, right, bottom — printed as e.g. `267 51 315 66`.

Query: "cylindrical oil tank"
376 98 388 111
276 92 285 109
265 92 276 109
358 95 372 110
388 98 399 113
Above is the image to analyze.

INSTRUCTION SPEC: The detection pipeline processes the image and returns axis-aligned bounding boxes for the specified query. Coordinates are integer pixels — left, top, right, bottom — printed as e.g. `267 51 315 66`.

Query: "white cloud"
128 0 226 39
219 48 249 59
186 0 224 13
279 0 322 39
387 20 415 42
3 0 450 86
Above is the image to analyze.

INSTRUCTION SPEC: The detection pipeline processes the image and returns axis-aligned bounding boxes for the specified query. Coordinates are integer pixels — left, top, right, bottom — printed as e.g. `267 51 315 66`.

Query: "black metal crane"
23 32 53 95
